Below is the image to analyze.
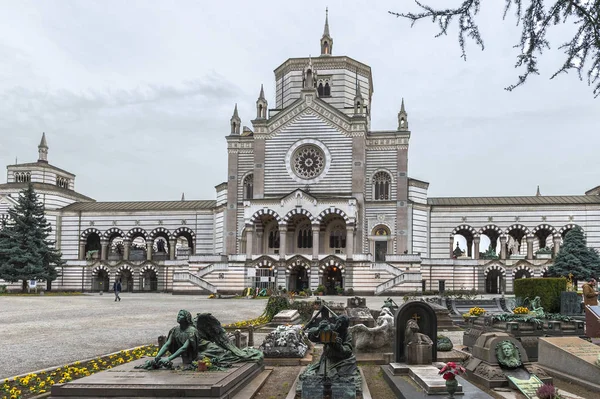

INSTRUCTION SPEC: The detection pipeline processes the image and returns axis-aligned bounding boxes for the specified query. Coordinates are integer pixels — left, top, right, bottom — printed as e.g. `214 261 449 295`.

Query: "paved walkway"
0 293 494 379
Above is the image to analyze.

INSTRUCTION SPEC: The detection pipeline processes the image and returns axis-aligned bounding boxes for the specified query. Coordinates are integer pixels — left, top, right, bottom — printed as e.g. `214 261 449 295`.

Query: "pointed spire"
230 104 241 134
256 84 268 119
536 185 541 196
38 132 48 163
398 98 408 131
320 8 333 56
323 7 330 36
259 84 265 100
39 132 48 148
181 192 185 201
355 73 363 99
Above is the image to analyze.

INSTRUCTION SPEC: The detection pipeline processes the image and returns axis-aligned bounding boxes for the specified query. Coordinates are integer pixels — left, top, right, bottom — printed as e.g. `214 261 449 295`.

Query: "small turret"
320 8 333 56
38 132 48 163
230 104 241 135
398 98 408 131
536 185 541 196
303 57 317 90
354 79 364 115
256 84 267 119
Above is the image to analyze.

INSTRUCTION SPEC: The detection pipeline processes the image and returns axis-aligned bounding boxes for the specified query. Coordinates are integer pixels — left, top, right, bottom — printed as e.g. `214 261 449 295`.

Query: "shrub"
345 288 354 296
514 278 566 313
536 383 564 399
316 284 326 293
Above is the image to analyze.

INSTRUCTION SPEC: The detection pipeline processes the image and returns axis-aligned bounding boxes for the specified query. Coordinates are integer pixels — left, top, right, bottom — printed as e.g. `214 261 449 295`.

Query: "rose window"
292 145 325 179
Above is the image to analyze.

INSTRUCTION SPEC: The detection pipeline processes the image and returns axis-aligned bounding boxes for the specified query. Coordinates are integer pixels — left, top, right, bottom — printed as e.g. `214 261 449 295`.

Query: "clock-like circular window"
292 145 325 179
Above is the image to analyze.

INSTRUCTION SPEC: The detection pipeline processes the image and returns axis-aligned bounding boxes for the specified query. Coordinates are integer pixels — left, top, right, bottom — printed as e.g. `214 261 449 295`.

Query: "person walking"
582 277 598 306
113 279 122 302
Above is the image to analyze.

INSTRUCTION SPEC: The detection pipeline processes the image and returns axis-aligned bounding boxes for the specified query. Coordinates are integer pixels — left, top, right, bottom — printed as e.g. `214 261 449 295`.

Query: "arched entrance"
252 258 277 293
85 233 101 260
140 267 158 291
514 269 532 280
286 257 310 292
92 268 110 292
485 267 505 294
117 266 134 292
372 225 391 262
320 258 344 295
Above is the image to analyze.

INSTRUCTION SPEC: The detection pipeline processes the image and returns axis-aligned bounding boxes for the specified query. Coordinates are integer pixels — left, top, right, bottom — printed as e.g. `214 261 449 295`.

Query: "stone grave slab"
538 336 600 391
409 365 464 395
346 307 375 328
50 357 264 398
585 305 600 338
507 374 543 399
273 309 301 324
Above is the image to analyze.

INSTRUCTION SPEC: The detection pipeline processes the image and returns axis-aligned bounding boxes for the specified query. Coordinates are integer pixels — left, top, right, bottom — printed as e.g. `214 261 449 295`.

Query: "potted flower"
316 284 326 296
438 361 466 398
336 286 344 296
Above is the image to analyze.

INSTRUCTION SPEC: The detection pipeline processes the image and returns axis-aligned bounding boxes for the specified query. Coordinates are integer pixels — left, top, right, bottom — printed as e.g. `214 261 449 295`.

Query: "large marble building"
2 16 599 295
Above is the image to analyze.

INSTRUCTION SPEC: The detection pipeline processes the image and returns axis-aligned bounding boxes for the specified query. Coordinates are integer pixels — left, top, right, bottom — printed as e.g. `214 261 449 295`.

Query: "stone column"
449 236 454 258
256 227 264 255
246 226 254 258
169 239 176 260
146 240 153 261
123 240 131 261
500 236 507 260
100 240 108 261
79 241 86 260
526 236 534 260
473 236 480 260
312 224 320 260
346 224 355 260
553 236 561 256
279 224 287 260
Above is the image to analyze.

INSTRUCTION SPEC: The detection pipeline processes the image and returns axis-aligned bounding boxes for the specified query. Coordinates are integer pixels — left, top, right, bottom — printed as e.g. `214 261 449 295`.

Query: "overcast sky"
0 0 598 202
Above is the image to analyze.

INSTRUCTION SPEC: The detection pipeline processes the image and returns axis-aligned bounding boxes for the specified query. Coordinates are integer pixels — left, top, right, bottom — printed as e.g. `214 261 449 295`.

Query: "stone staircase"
373 262 422 295
173 271 217 294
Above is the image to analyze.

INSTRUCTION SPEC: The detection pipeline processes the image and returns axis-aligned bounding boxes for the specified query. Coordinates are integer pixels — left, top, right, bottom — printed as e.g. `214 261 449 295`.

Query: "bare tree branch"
390 0 600 97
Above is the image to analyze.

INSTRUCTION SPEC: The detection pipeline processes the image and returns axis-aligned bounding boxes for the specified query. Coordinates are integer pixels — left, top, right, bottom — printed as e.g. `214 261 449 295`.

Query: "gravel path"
0 293 266 379
0 293 475 380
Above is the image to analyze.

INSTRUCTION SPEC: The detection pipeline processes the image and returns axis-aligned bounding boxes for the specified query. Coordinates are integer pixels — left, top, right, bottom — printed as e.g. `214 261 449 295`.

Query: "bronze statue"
136 310 262 370
495 340 522 368
301 315 358 379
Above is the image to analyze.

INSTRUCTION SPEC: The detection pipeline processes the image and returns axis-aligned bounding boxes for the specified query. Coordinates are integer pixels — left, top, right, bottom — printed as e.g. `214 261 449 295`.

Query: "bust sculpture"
495 340 522 368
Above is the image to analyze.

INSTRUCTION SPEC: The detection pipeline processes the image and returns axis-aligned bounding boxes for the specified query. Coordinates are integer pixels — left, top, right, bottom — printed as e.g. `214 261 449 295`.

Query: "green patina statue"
382 297 399 312
136 309 263 370
495 340 522 368
298 315 361 394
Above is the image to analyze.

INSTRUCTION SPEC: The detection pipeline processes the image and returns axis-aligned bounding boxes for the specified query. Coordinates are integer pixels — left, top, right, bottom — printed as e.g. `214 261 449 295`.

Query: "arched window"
297 225 313 248
324 83 331 96
373 171 391 200
317 83 324 96
243 174 253 200
329 227 346 249
323 41 329 55
268 227 280 249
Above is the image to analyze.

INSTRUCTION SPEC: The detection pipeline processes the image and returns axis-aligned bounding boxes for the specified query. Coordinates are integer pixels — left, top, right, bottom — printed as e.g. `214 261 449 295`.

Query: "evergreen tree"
548 226 600 281
0 183 63 292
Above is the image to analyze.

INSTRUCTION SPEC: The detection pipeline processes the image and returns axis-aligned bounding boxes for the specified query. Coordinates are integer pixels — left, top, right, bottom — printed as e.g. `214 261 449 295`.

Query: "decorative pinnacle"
536 185 541 196
181 192 185 201
323 7 330 37
400 98 406 113
232 103 239 118
39 132 48 148
259 84 265 100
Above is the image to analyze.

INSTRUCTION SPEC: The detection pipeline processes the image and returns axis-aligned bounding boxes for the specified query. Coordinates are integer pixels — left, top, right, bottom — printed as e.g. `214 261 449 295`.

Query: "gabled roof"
60 200 216 213
428 195 600 206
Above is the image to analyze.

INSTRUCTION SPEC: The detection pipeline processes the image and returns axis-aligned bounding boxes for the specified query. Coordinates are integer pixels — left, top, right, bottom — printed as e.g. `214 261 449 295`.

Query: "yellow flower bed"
222 314 270 329
468 307 486 317
513 306 530 314
1 345 158 399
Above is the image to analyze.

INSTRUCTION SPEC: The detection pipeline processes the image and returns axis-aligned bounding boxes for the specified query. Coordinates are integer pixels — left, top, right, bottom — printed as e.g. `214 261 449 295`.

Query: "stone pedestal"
50 357 265 398
406 343 432 365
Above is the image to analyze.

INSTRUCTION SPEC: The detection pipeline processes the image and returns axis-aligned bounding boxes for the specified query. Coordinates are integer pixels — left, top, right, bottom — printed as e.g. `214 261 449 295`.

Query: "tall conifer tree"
0 184 63 292
548 226 600 281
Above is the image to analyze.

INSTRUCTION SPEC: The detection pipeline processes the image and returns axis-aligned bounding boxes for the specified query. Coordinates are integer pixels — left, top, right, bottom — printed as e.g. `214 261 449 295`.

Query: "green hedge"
514 278 567 313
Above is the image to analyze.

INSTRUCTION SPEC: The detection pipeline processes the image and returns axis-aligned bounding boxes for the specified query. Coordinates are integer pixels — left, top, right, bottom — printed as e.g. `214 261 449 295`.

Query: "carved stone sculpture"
259 325 308 358
495 340 522 368
405 319 434 346
350 307 394 352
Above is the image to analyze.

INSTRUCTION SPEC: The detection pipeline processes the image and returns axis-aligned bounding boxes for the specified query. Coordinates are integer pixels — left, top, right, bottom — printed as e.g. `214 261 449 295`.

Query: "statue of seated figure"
136 310 263 370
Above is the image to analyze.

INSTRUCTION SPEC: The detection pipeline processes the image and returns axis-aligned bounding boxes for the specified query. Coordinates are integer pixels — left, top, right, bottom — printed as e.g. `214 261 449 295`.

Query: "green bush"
514 278 567 313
